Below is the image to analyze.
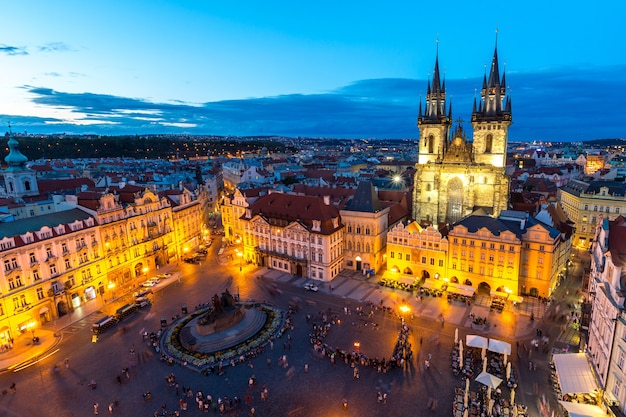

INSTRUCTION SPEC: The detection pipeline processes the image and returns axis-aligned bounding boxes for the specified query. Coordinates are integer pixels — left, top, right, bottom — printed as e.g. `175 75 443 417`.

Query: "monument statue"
198 289 243 330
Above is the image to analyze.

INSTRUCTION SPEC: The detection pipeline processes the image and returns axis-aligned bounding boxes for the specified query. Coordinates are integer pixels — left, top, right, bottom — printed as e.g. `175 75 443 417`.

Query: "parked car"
147 277 161 284
156 273 171 280
141 280 157 287
133 288 153 298
304 283 319 292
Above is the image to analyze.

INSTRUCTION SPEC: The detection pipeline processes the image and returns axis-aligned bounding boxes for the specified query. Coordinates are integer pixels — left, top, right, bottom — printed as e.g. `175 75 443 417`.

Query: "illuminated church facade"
412 43 512 226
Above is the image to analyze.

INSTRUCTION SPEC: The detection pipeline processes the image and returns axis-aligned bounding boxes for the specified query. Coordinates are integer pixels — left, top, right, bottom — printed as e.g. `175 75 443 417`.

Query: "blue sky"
0 1 624 141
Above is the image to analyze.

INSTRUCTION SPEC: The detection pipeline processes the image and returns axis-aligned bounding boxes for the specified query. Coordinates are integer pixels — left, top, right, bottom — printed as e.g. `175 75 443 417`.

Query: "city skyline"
0 1 624 141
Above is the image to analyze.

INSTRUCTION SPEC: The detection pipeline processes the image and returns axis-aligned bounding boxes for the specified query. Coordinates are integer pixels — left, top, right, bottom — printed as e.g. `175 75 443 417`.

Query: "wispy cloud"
7 65 626 141
0 44 28 56
38 42 71 53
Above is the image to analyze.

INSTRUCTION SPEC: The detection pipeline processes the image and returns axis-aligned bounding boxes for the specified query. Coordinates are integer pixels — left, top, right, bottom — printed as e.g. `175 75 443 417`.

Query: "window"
421 256 426 264
489 255 494 262
480 253 486 261
398 253 403 260
539 245 545 252
481 242 487 248
406 254 410 262
613 378 622 399
390 252 395 259
318 254 322 262
500 244 505 251
618 208 621 214
50 264 57 275
584 204 588 210
606 207 610 213
490 243 495 249
452 263 457 270
365 228 370 235
29 253 36 264
594 206 598 212
438 260 444 267
65 259 72 269
33 270 40 281
468 265 474 273
430 258 435 265
36 287 44 300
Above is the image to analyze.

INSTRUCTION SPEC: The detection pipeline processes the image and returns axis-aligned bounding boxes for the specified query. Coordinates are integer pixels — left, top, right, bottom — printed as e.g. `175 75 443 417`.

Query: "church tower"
2 134 39 198
412 40 511 226
417 44 451 165
471 41 512 168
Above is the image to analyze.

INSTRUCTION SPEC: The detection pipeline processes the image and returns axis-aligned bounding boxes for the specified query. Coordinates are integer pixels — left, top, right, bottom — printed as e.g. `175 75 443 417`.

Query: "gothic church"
412 42 511 226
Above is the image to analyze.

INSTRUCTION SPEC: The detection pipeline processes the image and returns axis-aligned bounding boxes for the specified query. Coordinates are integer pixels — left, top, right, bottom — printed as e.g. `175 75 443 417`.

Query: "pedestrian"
93 402 99 415
304 363 308 373
383 392 388 404
108 403 113 414
377 391 382 403
64 358 70 368
9 382 16 393
425 359 430 370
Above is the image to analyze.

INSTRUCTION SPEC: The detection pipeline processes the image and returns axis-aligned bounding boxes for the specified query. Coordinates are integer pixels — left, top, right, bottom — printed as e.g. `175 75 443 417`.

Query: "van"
135 297 151 308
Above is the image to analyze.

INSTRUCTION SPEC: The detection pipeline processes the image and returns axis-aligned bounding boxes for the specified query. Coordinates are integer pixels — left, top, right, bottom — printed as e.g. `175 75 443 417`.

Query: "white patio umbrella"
503 351 508 366
510 387 515 406
482 356 488 373
459 341 464 370
466 334 489 348
506 361 511 379
488 338 512 355
475 371 503 390
455 328 459 344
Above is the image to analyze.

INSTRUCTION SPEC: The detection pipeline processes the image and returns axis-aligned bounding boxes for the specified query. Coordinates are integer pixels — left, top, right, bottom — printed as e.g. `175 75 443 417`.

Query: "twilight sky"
0 1 624 141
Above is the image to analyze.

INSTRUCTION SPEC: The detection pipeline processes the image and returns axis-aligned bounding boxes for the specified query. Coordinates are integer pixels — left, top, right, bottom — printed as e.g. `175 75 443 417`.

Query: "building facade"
558 180 626 249
242 192 344 281
340 181 389 274
587 215 626 392
412 44 511 226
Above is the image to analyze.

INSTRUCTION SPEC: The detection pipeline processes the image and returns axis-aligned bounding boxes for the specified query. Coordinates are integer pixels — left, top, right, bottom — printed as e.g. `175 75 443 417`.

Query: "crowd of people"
308 307 414 373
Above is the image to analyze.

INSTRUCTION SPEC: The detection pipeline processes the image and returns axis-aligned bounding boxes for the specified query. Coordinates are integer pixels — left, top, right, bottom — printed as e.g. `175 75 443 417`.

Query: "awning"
466 335 489 348
488 339 511 355
490 290 509 298
39 306 49 314
509 294 524 303
559 401 605 417
447 283 475 297
553 353 598 394
0 326 8 332
422 279 445 290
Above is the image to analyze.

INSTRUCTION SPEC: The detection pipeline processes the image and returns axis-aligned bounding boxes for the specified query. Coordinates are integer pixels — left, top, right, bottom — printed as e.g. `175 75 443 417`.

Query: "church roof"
0 208 95 241
343 180 383 213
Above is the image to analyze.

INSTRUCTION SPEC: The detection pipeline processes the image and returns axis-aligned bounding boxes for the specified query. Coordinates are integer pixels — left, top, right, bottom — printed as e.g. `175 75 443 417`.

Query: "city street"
0 240 588 417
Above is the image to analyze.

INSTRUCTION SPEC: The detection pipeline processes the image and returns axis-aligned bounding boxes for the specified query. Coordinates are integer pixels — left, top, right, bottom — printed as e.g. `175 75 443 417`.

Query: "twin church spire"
417 37 512 135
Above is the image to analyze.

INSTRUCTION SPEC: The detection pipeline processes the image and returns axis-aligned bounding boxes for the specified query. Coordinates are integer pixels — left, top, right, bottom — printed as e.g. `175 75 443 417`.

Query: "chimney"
323 195 330 205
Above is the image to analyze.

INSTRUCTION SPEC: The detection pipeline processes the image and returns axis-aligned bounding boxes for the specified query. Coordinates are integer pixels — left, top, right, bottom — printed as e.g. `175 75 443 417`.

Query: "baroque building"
413 44 511 225
585 214 626 413
242 192 344 281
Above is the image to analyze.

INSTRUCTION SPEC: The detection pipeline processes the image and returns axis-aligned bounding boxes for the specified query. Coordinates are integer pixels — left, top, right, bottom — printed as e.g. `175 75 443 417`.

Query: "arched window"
426 184 431 191
485 134 493 153
24 180 31 191
428 135 435 153
365 243 370 253
446 177 464 223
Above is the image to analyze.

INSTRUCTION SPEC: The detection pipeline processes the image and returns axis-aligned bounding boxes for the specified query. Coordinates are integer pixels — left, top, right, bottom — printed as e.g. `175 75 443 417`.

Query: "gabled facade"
340 181 389 274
